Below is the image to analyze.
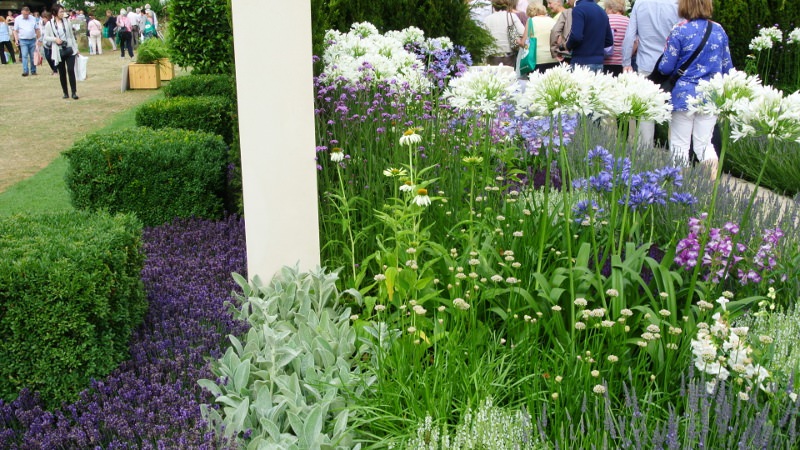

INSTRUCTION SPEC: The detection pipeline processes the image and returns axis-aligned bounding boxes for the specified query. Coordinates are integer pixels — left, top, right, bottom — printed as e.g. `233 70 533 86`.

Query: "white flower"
443 66 518 114
374 304 386 312
399 181 415 192
383 167 408 178
788 27 800 45
453 298 471 310
575 322 586 330
592 384 606 395
749 34 774 51
759 25 783 43
689 69 762 120
413 305 427 315
733 87 800 143
330 148 345 162
591 370 600 377
399 128 423 146
615 71 672 123
607 355 619 363
517 64 590 117
490 274 503 282
606 289 619 298
659 309 671 317
407 326 417 334
716 296 730 311
574 298 588 307
601 320 615 328
413 188 431 207
620 309 633 317
551 305 562 312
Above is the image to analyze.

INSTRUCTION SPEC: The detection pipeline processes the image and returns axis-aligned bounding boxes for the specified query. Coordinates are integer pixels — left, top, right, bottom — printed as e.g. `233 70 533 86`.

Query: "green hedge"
168 0 232 74
163 74 237 99
135 96 235 144
0 211 145 408
64 128 228 227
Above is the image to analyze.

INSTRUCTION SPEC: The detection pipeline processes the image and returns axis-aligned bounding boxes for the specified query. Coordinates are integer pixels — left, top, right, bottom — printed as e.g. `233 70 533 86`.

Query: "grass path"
0 49 165 194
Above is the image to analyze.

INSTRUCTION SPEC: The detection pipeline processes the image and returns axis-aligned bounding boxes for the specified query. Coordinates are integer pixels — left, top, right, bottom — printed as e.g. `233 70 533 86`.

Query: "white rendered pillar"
231 0 320 280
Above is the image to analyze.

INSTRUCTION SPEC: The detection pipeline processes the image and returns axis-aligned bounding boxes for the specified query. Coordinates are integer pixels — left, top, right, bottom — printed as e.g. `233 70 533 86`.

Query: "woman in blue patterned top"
656 0 732 178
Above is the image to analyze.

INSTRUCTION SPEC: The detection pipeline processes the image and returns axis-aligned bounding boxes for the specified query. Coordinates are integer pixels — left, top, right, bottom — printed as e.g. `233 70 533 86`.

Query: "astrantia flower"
444 66 518 114
399 127 423 146
330 147 345 162
453 298 470 310
383 167 408 177
592 384 606 395
413 188 431 206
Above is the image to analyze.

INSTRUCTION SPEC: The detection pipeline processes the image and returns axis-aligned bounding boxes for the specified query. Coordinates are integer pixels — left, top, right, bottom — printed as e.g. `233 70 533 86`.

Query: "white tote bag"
76 55 89 81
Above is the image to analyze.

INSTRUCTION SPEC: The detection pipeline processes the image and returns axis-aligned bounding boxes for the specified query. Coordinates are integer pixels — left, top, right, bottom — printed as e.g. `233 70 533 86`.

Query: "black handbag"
59 42 72 59
648 21 713 93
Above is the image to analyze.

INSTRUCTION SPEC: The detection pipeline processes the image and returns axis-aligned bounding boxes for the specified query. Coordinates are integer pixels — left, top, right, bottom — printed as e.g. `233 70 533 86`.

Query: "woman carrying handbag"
43 4 79 99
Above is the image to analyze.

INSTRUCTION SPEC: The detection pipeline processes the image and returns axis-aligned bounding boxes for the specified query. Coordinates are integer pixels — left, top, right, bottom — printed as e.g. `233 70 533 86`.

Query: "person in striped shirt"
603 0 629 75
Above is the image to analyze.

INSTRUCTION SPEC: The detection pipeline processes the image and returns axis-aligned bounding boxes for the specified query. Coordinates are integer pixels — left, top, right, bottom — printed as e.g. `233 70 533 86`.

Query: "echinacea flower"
400 180 415 192
413 188 431 206
330 147 345 162
383 167 408 177
400 127 423 146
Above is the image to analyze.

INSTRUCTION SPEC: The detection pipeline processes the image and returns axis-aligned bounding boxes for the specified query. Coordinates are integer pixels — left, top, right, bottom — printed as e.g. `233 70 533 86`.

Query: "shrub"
723 136 800 197
168 0 233 74
135 95 235 144
162 74 237 99
0 211 146 408
135 37 169 64
64 128 228 227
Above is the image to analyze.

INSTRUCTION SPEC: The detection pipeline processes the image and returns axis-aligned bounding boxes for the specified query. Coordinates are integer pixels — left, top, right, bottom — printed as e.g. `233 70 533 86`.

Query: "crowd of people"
2 3 162 101
471 0 732 176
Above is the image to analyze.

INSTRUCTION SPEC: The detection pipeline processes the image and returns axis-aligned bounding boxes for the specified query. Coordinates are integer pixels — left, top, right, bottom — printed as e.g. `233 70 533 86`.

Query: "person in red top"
603 0 629 76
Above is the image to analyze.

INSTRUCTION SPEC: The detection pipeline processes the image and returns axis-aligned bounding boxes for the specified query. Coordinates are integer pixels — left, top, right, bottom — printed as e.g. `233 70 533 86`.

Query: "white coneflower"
399 180 415 192
399 127 423 146
330 147 345 162
383 167 408 178
413 188 431 207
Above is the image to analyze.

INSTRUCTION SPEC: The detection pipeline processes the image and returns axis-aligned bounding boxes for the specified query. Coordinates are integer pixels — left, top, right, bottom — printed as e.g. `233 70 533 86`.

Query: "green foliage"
199 267 369 448
135 95 235 144
162 74 236 99
723 136 800 197
311 0 494 63
0 211 146 408
63 128 228 227
135 37 169 64
167 0 233 74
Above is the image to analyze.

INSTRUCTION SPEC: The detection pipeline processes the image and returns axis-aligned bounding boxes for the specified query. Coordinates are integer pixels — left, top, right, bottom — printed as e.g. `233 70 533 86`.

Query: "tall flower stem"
335 165 358 281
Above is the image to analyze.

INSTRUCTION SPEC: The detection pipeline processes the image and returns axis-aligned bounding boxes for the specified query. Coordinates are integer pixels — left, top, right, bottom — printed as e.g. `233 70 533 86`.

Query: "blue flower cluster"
573 147 697 211
406 43 472 89
495 106 579 155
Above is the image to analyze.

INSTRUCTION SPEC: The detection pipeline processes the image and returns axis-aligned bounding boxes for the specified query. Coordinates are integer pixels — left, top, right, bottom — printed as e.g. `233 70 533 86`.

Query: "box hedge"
162 74 236 99
64 128 228 227
0 211 146 408
135 95 235 144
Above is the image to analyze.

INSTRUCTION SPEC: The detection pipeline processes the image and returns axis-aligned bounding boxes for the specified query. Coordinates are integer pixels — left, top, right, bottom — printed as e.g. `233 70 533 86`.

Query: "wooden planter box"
128 63 162 89
158 58 174 81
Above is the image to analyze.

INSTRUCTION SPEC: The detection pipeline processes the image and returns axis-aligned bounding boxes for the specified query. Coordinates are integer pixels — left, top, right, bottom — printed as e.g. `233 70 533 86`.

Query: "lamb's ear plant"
199 267 372 449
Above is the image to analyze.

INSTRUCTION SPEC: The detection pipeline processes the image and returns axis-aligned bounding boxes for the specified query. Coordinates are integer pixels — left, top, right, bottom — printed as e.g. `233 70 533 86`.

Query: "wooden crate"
158 59 175 81
128 64 162 89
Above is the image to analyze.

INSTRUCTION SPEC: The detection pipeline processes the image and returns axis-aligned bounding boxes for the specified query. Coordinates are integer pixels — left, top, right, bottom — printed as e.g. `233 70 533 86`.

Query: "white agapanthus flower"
615 71 672 122
321 22 433 91
759 25 784 43
731 85 800 143
689 69 762 119
749 35 773 51
788 27 800 44
517 64 617 118
443 66 518 114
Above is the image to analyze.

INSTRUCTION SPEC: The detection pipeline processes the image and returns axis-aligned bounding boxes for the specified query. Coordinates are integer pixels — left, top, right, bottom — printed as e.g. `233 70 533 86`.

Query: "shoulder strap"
528 17 534 38
676 21 713 77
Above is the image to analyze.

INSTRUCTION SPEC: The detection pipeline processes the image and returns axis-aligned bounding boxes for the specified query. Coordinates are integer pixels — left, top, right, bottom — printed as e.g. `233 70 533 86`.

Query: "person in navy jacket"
565 0 613 72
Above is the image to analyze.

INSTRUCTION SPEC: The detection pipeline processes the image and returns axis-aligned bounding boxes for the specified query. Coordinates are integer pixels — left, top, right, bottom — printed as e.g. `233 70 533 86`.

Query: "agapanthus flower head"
749 34 774 51
330 147 345 162
731 85 800 143
413 188 431 206
758 25 784 43
517 64 591 117
443 66 518 114
615 71 672 122
689 68 762 119
788 27 800 45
